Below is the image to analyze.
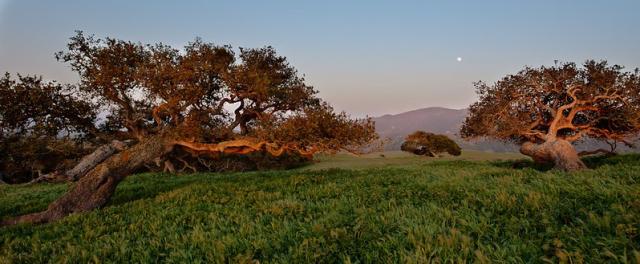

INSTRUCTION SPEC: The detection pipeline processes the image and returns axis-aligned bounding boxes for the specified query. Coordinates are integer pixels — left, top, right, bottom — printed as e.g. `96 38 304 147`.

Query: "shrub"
401 131 461 156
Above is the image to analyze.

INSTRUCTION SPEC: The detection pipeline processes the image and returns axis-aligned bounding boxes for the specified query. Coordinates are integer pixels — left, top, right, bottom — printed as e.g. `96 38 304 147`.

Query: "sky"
1 1 639 117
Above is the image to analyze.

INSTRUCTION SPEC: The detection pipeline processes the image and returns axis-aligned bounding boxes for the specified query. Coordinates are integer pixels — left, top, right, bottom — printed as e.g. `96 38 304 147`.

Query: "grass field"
307 150 526 171
1 152 639 263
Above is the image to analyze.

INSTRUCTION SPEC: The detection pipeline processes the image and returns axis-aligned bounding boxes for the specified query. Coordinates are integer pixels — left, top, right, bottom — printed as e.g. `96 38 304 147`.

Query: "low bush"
401 131 462 156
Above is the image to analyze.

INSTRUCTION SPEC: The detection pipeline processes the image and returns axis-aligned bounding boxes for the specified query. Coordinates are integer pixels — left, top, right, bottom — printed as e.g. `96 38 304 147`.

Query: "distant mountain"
373 107 638 153
374 107 467 138
373 107 517 152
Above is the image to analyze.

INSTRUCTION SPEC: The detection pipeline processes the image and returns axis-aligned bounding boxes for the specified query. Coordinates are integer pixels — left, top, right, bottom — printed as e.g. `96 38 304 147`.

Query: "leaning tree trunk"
1 136 174 226
1 136 312 226
520 139 586 171
65 140 130 181
28 140 131 184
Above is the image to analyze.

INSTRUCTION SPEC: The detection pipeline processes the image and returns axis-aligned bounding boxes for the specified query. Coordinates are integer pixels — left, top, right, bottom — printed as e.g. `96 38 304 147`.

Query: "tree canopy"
461 61 640 170
0 73 96 139
0 73 98 183
52 32 376 153
1 32 377 225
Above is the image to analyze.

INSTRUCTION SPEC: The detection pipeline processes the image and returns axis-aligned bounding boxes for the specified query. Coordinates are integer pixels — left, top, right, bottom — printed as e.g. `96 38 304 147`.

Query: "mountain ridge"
372 107 515 152
373 106 638 153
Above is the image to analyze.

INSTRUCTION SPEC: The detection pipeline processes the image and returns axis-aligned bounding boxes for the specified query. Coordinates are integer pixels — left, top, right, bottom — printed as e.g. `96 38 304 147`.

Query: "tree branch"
547 85 582 139
578 148 615 156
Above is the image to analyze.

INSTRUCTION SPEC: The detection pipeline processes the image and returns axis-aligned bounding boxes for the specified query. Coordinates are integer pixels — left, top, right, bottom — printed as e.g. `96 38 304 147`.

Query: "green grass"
0 153 639 263
307 150 526 170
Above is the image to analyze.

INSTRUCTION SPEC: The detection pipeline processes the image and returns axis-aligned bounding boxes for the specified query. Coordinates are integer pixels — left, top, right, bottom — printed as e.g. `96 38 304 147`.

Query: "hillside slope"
374 107 467 138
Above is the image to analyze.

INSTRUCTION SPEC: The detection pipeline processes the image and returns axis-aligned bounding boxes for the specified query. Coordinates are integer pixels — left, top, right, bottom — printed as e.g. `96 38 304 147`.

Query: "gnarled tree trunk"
66 140 130 181
28 140 131 184
1 136 322 226
1 136 174 226
520 139 586 171
1 137 306 226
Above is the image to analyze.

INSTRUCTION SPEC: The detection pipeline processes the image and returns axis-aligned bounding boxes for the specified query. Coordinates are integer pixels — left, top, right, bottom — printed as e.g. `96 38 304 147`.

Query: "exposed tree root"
176 157 197 173
163 160 176 173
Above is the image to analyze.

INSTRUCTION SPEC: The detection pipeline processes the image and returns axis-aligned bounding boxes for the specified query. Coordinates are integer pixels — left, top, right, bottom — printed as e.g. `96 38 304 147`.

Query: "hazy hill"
373 107 516 152
374 107 467 138
373 107 638 153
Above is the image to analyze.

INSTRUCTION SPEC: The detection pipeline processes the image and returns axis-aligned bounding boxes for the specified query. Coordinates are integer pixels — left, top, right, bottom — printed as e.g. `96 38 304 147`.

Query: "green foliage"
1 154 639 262
0 73 98 183
401 131 462 156
309 150 525 171
0 73 96 139
0 137 91 184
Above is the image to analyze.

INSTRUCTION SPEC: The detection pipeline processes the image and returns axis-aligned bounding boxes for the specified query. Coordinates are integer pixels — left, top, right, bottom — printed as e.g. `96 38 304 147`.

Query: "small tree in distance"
400 131 462 157
461 61 640 171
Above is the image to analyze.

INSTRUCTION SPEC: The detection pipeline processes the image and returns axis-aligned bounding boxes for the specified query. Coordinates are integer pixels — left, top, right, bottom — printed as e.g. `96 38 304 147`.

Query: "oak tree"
400 131 461 157
1 32 377 226
0 73 97 183
461 61 640 171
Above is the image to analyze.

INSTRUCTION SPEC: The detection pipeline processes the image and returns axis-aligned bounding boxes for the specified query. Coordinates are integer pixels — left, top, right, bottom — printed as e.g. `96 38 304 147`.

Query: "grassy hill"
1 153 639 263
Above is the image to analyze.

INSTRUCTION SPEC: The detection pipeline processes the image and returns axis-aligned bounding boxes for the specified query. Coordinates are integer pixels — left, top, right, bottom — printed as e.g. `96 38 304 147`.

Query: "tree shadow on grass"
490 153 640 172
106 173 204 207
580 153 640 169
490 159 554 172
1 173 235 223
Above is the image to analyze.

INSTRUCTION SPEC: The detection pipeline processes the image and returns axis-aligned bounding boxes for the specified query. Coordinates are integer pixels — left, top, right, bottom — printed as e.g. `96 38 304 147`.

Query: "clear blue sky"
1 0 639 116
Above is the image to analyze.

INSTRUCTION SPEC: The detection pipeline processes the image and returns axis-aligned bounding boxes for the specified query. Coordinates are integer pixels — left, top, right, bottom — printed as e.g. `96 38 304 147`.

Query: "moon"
456 57 463 62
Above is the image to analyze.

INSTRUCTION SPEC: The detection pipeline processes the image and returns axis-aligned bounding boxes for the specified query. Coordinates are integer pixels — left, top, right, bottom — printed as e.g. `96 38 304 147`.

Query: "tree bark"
1 136 173 226
1 137 318 226
27 173 68 184
27 140 131 185
66 140 130 181
520 139 586 171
